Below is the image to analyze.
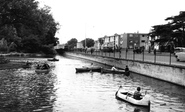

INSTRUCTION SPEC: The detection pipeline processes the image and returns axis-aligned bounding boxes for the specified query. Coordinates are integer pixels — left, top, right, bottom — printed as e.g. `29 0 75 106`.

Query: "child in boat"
133 87 142 100
41 63 50 69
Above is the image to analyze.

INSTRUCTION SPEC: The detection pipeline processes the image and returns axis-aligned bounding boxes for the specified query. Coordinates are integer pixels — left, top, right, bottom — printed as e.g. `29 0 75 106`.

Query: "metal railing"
73 48 183 67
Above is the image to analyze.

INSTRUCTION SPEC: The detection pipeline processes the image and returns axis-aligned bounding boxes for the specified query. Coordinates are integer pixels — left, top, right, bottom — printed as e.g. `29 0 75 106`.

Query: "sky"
37 0 185 44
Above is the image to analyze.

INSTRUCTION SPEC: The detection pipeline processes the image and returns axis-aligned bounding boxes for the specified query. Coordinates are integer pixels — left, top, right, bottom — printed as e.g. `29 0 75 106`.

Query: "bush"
41 44 57 55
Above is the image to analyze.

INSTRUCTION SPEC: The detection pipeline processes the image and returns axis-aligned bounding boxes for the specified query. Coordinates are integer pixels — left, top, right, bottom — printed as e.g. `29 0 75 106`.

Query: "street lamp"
114 33 118 58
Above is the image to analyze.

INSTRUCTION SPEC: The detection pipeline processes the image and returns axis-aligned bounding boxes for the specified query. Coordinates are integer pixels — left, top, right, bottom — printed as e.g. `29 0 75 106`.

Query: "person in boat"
36 63 41 69
133 87 142 100
125 65 129 72
111 66 117 71
26 61 31 65
41 63 50 69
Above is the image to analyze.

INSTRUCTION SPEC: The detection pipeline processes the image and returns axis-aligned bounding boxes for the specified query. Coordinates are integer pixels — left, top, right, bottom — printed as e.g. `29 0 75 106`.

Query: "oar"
115 86 122 96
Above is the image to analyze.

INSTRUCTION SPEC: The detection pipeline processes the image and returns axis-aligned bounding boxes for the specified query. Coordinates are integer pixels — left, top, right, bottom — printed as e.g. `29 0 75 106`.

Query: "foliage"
81 38 94 48
67 38 77 50
0 0 60 54
0 38 8 52
149 11 185 47
40 44 57 55
21 35 40 53
8 42 17 52
98 38 104 45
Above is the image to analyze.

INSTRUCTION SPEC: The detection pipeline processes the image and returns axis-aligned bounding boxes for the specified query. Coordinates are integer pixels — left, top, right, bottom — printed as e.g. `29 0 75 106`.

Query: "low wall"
65 52 185 87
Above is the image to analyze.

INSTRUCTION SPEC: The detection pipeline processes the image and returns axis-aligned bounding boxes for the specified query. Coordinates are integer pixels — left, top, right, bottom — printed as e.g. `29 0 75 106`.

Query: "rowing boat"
75 66 102 73
35 69 50 74
115 86 150 107
101 68 130 76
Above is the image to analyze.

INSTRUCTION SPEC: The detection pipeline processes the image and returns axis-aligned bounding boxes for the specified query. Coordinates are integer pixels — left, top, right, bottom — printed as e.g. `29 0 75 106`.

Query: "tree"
98 37 104 49
81 38 94 48
149 11 185 47
67 38 77 50
0 0 60 54
165 11 185 47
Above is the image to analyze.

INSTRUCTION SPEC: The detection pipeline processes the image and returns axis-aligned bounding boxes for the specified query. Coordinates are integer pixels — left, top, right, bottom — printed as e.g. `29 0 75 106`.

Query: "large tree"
0 0 59 54
81 38 94 48
149 11 185 47
67 38 77 50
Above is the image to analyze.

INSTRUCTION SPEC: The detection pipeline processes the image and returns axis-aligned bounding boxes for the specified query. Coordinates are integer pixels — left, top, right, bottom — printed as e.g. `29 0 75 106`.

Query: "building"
94 40 101 50
119 33 149 50
102 34 120 50
99 32 149 51
76 42 84 49
120 33 127 49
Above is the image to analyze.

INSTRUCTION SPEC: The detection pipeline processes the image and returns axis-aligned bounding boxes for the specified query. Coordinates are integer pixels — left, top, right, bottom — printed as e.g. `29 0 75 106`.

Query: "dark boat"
22 64 31 69
75 66 102 73
101 68 130 76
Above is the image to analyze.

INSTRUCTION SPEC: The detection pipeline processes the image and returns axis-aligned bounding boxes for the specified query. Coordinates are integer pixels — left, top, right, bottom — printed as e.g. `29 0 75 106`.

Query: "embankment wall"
65 53 185 87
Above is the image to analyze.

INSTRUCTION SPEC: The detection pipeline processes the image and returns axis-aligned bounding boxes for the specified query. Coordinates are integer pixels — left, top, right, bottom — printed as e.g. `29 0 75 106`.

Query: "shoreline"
0 61 26 70
0 55 48 70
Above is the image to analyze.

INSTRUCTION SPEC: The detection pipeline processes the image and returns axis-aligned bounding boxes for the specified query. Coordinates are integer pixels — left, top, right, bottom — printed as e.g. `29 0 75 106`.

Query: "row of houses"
77 32 151 51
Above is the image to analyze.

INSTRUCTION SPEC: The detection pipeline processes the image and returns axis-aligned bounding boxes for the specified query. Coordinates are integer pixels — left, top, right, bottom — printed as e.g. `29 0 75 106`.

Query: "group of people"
36 62 50 70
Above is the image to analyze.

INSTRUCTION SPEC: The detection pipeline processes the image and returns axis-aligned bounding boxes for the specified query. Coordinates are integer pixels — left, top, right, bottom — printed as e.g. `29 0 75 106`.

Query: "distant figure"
133 87 142 100
125 65 129 72
26 61 31 65
154 49 156 55
42 63 50 69
36 63 41 69
111 66 117 71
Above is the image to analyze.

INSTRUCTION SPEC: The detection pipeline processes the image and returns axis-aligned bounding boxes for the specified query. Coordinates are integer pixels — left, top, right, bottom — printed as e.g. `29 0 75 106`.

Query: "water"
0 55 185 112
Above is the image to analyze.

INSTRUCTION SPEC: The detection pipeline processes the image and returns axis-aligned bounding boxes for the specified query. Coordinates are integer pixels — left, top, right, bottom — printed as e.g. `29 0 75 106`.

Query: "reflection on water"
0 55 184 112
0 69 56 112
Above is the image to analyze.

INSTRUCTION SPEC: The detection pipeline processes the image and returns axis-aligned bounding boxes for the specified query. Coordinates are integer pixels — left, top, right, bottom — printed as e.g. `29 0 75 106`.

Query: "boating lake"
0 55 185 112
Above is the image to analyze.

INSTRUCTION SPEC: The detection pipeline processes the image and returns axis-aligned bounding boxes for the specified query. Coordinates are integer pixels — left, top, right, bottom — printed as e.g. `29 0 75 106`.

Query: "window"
129 34 133 37
141 40 145 42
140 35 145 37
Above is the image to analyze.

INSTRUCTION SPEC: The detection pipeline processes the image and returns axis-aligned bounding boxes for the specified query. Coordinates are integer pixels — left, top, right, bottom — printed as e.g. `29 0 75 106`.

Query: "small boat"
22 62 32 69
35 69 50 74
47 58 59 61
22 64 31 69
75 66 102 73
115 86 150 107
101 68 130 76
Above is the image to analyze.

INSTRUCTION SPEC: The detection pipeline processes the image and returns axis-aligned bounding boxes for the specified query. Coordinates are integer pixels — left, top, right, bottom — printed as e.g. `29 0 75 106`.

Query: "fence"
73 48 182 66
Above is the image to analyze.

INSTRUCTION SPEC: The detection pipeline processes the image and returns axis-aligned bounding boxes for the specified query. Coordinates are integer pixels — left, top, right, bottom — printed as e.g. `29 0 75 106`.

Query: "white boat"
35 69 50 74
115 86 151 107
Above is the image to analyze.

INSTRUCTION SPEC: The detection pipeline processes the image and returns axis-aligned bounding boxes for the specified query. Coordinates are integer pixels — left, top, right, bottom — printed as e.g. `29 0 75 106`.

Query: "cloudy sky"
37 0 185 44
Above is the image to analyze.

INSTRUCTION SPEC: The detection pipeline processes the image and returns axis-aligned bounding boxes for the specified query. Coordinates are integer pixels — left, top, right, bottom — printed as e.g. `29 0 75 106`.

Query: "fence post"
133 49 135 60
154 49 156 63
119 48 121 58
142 48 144 61
126 48 128 59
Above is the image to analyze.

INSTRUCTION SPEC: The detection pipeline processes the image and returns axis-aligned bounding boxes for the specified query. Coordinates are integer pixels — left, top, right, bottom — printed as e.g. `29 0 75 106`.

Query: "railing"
73 48 184 67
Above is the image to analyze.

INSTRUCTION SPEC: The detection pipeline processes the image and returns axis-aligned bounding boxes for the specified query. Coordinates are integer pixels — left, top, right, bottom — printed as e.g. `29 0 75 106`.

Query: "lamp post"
109 36 110 57
114 33 118 58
